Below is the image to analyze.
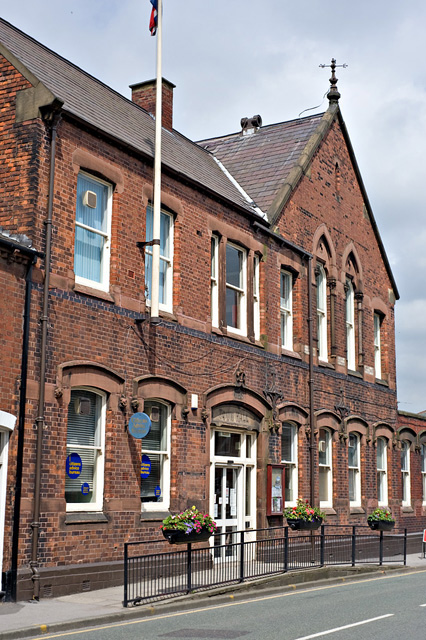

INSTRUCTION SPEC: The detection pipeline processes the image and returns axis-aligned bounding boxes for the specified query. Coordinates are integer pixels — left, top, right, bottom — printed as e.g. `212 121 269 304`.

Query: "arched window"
281 422 298 505
316 265 328 361
376 437 388 506
422 443 426 505
401 440 411 506
65 388 106 511
141 400 171 512
348 433 361 506
319 428 332 507
345 279 355 370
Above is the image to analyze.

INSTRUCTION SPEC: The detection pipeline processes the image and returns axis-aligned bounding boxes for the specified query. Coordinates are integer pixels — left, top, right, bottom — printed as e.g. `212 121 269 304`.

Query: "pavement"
1 553 425 640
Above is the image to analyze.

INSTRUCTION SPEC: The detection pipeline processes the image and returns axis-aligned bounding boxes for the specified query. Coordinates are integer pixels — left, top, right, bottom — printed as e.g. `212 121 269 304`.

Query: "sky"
2 1 426 413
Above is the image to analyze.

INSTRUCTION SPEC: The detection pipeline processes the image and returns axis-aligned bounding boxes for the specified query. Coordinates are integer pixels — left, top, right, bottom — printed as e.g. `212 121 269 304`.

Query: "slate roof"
0 18 259 218
198 114 324 214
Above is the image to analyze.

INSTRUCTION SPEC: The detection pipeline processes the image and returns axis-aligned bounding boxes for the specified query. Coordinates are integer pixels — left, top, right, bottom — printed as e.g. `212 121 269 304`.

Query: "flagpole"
151 0 162 322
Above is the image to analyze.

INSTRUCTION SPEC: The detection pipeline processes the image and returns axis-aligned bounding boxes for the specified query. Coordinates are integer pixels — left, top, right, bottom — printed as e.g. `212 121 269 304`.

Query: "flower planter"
287 518 323 531
162 527 213 545
367 520 395 532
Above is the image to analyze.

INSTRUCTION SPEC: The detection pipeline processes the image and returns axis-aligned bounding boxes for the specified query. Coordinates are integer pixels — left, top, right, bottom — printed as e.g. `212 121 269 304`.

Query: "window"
316 265 327 361
211 235 219 328
226 243 247 334
141 401 170 511
401 440 411 506
280 271 293 350
65 389 105 511
374 313 382 379
253 255 260 341
319 428 332 507
345 279 355 370
74 172 112 291
422 444 426 504
377 437 388 505
348 433 361 506
281 423 298 505
145 205 174 312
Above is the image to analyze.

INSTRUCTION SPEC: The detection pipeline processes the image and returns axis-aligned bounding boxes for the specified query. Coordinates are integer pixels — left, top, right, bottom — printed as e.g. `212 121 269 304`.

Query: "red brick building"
0 18 424 601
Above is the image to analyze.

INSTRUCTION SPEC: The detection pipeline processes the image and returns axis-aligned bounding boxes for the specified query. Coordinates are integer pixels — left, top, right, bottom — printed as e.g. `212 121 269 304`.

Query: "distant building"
0 18 423 601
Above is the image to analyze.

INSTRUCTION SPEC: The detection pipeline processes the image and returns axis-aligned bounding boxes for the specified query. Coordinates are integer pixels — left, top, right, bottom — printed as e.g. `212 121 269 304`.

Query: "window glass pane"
215 431 241 457
319 467 329 502
143 403 167 451
349 468 356 501
377 438 386 470
319 429 329 465
76 175 107 232
226 245 242 288
245 467 251 517
348 434 358 467
401 442 408 471
281 425 294 462
74 226 103 282
160 212 170 257
422 444 426 473
226 287 240 328
211 237 216 278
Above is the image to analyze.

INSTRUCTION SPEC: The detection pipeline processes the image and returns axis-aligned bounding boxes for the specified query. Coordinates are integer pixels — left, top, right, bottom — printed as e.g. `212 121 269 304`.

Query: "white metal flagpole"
151 0 162 322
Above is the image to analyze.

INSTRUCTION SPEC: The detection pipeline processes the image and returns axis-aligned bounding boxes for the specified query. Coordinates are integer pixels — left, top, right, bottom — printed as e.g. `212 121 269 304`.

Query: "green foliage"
284 498 325 521
367 507 395 523
161 506 217 534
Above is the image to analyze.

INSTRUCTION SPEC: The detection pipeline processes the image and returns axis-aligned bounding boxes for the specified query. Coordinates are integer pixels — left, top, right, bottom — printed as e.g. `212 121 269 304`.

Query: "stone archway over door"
0 411 17 593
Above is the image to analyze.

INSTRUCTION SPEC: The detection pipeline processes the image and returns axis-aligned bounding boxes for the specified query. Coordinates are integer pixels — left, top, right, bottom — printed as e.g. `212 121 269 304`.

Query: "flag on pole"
149 0 158 36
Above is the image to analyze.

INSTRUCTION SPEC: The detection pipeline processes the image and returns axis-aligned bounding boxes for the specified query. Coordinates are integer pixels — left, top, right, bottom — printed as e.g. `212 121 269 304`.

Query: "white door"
213 465 242 560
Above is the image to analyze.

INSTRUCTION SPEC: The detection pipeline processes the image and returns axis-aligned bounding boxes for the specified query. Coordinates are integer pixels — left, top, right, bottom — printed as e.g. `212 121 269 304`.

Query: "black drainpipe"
6 254 37 601
30 112 60 600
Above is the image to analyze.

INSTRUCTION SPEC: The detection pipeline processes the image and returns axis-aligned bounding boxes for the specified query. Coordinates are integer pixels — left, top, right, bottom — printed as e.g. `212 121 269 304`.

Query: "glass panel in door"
214 466 239 560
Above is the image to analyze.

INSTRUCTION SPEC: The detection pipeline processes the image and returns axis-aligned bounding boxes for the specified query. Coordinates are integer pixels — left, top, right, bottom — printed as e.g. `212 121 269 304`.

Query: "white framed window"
281 422 298 505
226 242 247 335
374 313 382 379
422 444 426 505
211 234 219 328
141 400 170 512
145 206 174 312
401 440 411 506
319 428 332 508
316 265 328 361
348 433 361 506
74 172 112 292
280 270 293 350
377 437 388 506
253 255 260 341
346 279 356 370
65 388 106 512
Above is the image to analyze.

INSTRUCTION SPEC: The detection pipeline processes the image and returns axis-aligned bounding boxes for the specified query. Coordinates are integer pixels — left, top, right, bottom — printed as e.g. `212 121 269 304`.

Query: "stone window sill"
65 512 108 525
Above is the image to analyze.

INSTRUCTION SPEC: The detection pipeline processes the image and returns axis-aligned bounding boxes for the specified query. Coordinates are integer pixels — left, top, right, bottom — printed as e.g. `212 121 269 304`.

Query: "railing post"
351 526 356 567
187 543 192 593
239 530 245 583
123 543 128 607
379 530 383 566
320 524 325 567
404 528 407 566
284 526 288 573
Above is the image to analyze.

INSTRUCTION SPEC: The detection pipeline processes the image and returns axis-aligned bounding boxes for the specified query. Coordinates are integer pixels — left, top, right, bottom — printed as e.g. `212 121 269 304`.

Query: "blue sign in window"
66 453 82 479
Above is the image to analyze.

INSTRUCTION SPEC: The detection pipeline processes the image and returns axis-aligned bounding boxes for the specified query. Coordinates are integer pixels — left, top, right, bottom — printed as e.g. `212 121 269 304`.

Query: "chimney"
240 115 262 135
130 78 175 131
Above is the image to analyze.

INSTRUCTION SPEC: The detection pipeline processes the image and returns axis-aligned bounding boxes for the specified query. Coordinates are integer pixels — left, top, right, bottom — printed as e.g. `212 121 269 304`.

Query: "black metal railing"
123 525 410 607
